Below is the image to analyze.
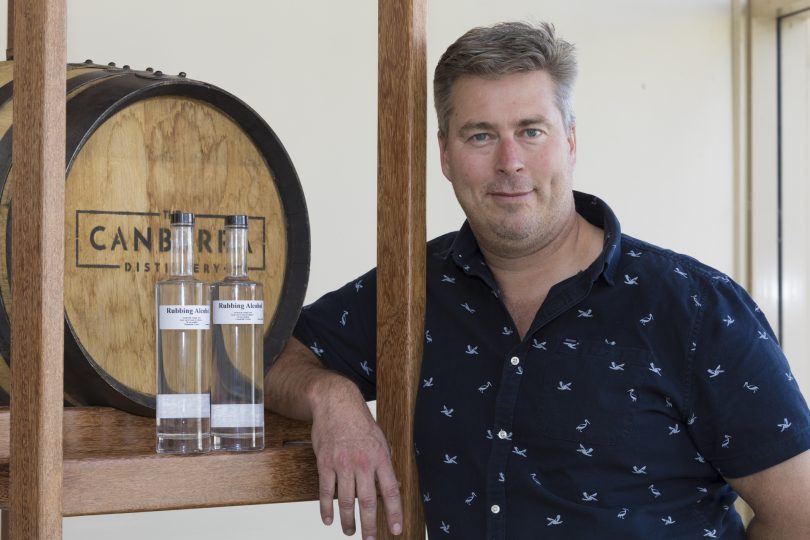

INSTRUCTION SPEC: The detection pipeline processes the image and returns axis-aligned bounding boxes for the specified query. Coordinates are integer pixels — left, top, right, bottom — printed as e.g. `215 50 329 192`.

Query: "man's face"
439 70 577 258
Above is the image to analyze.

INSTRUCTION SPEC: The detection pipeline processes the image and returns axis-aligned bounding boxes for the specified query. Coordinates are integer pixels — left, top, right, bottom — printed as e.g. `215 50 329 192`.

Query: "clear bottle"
211 215 265 451
155 211 212 454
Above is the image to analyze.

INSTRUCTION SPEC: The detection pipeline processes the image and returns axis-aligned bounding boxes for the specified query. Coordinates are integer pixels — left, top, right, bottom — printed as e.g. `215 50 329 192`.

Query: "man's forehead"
448 71 556 105
450 69 554 88
447 71 562 130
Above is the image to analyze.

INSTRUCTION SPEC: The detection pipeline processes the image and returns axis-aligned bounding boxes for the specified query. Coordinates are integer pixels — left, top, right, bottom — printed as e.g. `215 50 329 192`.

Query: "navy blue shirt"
294 191 810 539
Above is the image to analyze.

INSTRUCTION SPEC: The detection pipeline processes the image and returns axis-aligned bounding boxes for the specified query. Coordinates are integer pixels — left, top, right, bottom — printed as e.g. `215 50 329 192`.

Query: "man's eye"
524 128 543 138
470 133 491 143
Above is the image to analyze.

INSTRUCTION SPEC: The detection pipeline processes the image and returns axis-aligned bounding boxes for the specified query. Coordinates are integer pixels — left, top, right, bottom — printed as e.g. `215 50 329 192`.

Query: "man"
266 22 810 539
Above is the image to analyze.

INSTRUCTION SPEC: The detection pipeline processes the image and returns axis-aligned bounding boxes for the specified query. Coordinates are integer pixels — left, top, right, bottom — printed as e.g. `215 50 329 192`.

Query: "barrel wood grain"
0 407 317 515
377 0 427 538
10 0 66 537
62 95 286 398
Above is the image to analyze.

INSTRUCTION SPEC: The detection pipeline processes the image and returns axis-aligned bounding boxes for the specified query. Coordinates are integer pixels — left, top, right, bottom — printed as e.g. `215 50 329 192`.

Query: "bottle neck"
226 227 248 278
170 224 194 277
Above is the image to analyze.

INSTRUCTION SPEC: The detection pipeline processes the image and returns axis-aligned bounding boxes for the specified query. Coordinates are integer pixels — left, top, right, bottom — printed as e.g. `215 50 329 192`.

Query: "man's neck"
480 212 605 338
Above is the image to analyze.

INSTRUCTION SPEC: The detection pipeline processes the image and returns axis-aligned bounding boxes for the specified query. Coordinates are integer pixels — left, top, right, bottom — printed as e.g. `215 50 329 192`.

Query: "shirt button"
510 356 520 366
491 504 501 514
497 430 508 440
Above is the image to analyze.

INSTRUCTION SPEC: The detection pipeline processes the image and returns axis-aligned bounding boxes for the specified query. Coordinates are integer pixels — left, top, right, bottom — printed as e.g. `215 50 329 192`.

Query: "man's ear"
438 130 451 181
567 125 577 165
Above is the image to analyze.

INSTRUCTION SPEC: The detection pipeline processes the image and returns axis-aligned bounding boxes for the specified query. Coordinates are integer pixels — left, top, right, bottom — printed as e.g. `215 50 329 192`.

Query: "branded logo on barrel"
75 210 266 273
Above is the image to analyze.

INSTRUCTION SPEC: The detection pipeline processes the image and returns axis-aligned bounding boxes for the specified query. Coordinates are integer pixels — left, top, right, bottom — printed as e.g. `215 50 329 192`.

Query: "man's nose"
496 138 524 176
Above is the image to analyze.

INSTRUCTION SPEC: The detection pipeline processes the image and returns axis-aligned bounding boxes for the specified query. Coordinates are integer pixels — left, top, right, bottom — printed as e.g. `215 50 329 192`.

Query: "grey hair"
434 21 577 136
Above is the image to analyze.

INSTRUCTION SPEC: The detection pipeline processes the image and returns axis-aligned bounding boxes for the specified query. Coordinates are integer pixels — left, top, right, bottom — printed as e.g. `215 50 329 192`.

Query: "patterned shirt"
293 191 810 539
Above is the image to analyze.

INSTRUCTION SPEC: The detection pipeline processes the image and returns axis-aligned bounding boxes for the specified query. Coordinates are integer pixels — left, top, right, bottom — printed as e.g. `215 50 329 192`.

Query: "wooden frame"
9 0 66 536
1 0 427 539
376 1 427 539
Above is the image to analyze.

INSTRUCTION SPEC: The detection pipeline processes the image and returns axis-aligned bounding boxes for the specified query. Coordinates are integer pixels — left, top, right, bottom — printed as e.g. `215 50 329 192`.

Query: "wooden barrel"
0 61 309 415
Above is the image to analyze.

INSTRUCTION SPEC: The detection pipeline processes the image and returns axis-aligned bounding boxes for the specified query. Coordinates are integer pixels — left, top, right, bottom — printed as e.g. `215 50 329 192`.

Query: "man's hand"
265 337 403 538
310 380 403 538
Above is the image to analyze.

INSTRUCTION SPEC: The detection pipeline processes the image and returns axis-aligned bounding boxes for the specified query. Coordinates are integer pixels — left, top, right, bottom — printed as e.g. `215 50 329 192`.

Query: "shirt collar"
446 220 480 264
575 191 621 286
446 190 622 286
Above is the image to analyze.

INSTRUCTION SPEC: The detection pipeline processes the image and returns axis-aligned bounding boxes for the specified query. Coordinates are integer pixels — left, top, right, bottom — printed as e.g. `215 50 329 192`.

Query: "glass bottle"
155 211 212 453
211 215 265 451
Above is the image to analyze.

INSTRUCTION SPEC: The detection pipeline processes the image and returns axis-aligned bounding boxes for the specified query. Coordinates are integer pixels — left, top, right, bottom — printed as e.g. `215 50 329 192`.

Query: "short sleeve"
686 276 810 478
292 268 378 401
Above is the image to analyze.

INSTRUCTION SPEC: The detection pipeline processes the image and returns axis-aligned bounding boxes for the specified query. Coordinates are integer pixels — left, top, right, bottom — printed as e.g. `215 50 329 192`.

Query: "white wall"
0 1 734 537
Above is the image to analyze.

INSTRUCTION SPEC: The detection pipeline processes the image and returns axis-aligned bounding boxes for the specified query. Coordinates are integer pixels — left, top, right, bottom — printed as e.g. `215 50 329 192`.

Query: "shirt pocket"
535 339 650 446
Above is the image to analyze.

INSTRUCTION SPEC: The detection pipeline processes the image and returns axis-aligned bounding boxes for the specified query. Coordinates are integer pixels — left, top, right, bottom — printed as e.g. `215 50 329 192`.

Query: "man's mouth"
489 189 534 198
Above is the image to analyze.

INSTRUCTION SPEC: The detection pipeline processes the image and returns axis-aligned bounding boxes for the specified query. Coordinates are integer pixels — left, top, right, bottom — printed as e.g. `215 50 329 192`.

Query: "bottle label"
159 305 211 330
212 300 264 325
211 403 265 428
157 393 211 419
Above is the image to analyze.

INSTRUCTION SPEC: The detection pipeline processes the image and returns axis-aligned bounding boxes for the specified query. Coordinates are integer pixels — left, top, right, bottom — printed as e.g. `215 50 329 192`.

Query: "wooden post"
377 0 426 538
10 0 66 537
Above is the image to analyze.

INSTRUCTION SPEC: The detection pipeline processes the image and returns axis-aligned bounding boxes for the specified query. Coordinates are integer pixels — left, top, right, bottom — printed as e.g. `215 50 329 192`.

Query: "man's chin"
493 228 531 243
490 220 539 242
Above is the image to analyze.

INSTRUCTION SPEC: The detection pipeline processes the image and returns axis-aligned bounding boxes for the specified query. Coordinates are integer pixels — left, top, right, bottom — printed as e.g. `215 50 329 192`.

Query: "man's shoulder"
620 234 738 290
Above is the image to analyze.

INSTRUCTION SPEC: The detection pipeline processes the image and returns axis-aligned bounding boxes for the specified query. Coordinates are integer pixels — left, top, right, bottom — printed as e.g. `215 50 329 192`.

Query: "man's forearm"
746 516 810 540
264 336 362 421
266 339 401 538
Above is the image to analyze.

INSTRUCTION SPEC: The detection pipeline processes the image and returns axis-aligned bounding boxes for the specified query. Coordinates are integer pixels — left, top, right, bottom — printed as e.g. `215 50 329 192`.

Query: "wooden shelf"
0 407 318 516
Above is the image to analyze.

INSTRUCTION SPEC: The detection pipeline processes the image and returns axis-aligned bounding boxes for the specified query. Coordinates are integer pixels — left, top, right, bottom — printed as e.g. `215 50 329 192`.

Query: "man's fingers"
318 467 336 526
356 470 379 540
377 462 404 535
336 470 357 535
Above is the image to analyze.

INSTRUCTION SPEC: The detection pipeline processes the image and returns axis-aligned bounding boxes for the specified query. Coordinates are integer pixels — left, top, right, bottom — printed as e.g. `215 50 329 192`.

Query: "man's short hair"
434 21 577 136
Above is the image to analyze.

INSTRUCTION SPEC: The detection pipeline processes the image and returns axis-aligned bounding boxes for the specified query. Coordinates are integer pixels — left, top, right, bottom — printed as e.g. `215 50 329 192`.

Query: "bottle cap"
225 215 248 228
170 211 194 225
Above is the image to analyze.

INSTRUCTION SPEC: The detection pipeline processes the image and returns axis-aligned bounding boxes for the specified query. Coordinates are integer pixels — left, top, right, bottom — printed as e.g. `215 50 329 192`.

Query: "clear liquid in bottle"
155 211 212 454
211 215 264 451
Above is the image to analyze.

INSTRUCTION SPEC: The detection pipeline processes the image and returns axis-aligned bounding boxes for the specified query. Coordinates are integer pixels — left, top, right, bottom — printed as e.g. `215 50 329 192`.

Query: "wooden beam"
10 0 66 537
376 0 426 538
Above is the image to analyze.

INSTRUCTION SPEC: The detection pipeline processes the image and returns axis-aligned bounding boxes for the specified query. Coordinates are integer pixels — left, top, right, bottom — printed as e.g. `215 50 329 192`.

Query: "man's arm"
726 449 810 538
265 336 403 538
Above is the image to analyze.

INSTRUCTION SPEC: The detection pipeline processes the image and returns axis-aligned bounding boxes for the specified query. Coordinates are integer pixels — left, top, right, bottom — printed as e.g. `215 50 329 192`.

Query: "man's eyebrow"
458 121 495 135
517 116 552 127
